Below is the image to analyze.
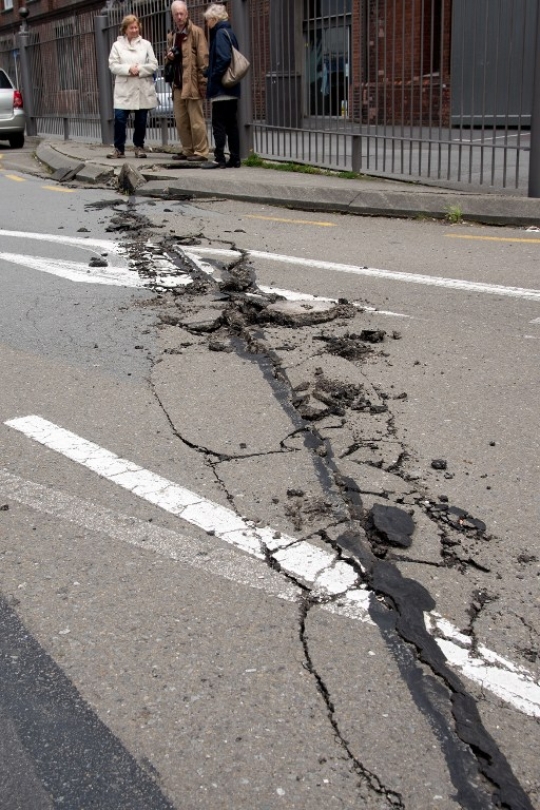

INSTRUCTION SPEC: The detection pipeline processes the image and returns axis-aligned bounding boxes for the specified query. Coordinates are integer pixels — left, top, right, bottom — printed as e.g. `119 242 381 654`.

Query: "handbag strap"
223 29 235 52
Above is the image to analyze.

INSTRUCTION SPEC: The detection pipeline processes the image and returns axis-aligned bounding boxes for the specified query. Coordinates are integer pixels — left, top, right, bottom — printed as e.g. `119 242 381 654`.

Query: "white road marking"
184 250 409 317
4 230 539 305
0 468 299 604
0 229 124 254
0 230 187 289
4 415 355 596
0 253 143 287
425 614 540 719
187 246 540 301
0 229 141 286
4 415 540 717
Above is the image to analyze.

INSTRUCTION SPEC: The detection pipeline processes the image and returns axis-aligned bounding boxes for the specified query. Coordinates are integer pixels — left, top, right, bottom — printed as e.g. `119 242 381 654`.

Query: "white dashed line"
4 415 540 717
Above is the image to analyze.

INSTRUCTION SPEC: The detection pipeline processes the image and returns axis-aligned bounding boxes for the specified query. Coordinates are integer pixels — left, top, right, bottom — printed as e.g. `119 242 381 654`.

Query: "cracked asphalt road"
0 170 539 809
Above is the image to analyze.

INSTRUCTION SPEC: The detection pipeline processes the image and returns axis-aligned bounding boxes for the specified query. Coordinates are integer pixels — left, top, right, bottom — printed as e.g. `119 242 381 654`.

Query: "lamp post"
528 0 540 196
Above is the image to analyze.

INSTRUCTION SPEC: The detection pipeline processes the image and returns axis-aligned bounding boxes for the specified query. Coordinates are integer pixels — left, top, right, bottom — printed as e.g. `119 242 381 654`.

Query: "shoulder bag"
222 31 250 89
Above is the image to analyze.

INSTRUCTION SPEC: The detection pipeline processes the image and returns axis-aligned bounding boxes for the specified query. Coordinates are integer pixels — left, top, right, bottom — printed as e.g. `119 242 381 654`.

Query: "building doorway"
303 0 351 119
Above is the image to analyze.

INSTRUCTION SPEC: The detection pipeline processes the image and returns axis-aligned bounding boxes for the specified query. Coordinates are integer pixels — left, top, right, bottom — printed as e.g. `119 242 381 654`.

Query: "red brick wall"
1 0 454 126
354 0 452 126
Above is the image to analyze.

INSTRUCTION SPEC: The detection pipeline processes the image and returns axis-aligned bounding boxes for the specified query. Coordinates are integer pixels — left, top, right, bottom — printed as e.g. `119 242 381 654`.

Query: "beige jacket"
109 36 158 110
166 20 208 100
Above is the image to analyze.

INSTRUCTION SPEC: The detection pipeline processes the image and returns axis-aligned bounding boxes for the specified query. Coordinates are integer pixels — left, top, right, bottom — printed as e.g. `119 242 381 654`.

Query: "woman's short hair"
120 15 142 35
204 3 229 22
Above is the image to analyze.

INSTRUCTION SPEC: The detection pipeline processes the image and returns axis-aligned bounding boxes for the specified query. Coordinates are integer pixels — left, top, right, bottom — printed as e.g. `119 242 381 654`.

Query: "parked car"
0 68 25 148
152 76 174 121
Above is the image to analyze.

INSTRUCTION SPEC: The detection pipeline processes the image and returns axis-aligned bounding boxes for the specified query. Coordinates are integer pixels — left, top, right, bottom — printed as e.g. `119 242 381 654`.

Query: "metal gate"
451 0 536 126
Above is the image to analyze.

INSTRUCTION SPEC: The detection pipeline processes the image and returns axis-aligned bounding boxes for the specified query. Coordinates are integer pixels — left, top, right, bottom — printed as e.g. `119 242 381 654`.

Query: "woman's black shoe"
226 160 241 168
201 160 227 169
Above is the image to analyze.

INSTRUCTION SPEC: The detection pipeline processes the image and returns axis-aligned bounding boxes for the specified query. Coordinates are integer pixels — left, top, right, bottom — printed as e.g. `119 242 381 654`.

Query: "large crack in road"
101 200 535 809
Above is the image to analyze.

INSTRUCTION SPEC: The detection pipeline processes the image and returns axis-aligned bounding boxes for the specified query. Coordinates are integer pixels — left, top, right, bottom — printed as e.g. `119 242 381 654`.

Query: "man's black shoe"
226 160 241 168
200 161 227 169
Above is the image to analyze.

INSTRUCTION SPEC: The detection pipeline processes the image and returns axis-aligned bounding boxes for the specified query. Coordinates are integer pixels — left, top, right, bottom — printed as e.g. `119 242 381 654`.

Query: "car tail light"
13 90 23 109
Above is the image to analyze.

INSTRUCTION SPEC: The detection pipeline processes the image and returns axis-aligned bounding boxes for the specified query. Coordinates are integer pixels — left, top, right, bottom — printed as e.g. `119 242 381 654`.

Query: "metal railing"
12 0 540 193
249 0 536 191
29 12 101 139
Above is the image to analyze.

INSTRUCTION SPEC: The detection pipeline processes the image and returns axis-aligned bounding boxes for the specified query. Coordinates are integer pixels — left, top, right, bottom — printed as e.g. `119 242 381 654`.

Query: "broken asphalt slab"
34 138 540 227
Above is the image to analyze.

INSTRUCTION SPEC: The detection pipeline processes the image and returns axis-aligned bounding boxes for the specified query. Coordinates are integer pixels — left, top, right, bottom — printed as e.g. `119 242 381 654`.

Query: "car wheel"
9 133 25 149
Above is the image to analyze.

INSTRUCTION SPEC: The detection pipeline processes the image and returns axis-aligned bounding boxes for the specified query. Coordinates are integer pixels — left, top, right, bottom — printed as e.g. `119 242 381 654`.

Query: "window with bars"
303 0 351 116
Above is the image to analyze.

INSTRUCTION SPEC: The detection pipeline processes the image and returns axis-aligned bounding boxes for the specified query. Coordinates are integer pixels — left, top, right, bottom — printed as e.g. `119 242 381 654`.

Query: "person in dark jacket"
201 4 241 169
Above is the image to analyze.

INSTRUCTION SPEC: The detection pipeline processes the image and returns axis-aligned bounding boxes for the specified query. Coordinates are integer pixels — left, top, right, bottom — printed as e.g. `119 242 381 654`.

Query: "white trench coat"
108 35 158 110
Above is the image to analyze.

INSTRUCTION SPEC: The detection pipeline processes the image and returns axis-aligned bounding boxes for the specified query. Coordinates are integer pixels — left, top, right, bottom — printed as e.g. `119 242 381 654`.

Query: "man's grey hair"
204 3 229 22
171 1 188 13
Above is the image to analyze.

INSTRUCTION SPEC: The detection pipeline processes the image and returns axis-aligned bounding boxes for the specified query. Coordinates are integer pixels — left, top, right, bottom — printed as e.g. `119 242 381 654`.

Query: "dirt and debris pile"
313 328 387 359
218 263 257 292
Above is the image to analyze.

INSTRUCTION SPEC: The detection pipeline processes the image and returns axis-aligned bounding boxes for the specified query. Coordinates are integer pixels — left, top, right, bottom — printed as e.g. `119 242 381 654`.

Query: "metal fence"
16 10 102 140
249 0 537 190
10 0 540 192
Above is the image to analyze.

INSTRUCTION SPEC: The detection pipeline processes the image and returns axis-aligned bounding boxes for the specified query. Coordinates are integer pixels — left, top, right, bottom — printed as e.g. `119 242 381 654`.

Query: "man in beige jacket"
166 1 209 161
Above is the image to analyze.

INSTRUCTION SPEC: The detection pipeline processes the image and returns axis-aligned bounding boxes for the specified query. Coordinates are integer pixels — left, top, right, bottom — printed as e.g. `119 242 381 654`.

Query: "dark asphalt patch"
367 559 534 810
367 503 415 551
0 595 175 810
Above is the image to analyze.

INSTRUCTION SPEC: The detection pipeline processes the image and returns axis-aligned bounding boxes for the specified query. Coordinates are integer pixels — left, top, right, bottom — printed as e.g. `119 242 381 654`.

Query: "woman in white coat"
108 15 158 159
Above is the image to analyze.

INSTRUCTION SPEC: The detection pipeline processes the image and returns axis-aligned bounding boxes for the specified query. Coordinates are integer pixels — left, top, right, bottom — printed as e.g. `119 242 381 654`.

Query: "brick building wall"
356 0 452 127
0 0 454 127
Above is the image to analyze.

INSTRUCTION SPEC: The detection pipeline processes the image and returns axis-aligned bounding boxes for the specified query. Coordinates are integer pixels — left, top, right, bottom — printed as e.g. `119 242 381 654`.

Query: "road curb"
135 178 540 226
33 143 540 227
76 163 115 185
36 142 83 175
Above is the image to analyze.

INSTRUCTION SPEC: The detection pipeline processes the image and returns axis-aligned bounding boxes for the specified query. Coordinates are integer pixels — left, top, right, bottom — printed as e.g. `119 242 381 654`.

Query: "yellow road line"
246 214 336 227
5 174 25 182
41 185 76 193
446 233 540 244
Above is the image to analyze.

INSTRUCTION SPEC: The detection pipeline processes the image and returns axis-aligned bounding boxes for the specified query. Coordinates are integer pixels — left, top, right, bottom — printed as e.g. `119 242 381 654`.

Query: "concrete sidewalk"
35 138 540 228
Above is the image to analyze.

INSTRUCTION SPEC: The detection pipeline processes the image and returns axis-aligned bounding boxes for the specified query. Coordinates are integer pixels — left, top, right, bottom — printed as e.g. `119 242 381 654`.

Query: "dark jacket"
206 20 241 100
